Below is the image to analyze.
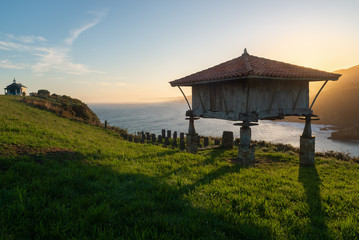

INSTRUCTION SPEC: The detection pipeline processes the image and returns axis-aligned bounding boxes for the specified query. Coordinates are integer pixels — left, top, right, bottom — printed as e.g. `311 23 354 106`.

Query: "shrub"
23 94 100 125
37 89 50 98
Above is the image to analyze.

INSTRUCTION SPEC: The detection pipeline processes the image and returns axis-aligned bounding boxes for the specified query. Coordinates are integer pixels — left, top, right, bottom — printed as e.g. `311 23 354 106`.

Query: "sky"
1 0 359 103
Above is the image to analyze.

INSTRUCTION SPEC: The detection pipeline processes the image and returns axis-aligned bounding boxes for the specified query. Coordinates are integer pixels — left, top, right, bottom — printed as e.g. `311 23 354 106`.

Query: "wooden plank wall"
192 79 310 121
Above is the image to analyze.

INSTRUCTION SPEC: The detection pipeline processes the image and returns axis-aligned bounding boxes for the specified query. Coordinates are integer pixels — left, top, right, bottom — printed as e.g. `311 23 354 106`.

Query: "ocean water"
90 101 359 157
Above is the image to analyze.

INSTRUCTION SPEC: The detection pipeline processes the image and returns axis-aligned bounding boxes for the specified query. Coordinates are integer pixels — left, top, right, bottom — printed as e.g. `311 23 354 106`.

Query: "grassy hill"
310 65 359 139
0 95 358 239
23 93 101 125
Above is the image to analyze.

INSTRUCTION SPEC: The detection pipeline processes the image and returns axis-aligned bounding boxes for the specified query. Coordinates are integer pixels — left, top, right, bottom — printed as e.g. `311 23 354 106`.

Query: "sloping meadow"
0 96 358 239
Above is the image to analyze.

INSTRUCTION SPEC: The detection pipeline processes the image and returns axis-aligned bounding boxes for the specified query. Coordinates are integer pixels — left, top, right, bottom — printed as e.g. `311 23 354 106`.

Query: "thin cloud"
0 35 104 75
0 40 31 51
0 39 103 75
0 59 25 69
0 10 107 76
65 10 107 45
5 33 46 44
32 47 105 75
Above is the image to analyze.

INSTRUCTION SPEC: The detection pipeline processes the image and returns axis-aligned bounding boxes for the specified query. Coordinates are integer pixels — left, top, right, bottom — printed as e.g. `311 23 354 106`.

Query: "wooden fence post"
180 132 184 142
165 137 170 145
204 137 209 147
141 132 145 141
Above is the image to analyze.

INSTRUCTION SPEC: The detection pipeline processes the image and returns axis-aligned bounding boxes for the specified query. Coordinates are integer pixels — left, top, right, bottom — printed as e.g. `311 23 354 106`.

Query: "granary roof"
170 49 342 86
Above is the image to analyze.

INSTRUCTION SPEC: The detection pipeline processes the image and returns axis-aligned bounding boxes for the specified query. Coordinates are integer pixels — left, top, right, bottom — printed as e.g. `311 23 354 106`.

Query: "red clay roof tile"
170 50 341 86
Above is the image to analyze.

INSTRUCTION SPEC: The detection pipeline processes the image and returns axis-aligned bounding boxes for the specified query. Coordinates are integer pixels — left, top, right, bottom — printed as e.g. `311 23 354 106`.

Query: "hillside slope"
0 95 358 239
23 94 100 125
311 65 359 139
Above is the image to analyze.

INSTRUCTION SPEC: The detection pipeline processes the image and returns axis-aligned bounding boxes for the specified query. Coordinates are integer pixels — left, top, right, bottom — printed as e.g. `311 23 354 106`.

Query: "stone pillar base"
237 145 255 165
300 136 315 166
186 134 199 153
222 131 234 148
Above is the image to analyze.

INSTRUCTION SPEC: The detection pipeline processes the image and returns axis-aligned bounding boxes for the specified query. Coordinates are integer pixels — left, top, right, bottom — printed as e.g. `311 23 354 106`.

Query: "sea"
90 101 359 157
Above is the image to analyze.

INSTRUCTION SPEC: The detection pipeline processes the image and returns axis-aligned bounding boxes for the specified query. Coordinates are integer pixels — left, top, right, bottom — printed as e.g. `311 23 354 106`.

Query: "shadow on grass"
160 148 239 185
298 164 330 239
199 147 233 165
135 148 180 161
179 164 240 195
0 149 272 240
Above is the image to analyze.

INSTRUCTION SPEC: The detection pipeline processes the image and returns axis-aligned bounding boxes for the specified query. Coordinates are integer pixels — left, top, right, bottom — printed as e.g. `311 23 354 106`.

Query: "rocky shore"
330 125 359 140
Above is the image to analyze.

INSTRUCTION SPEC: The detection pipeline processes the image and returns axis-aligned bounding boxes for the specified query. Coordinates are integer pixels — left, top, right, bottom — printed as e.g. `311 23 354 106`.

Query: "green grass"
1 95 358 239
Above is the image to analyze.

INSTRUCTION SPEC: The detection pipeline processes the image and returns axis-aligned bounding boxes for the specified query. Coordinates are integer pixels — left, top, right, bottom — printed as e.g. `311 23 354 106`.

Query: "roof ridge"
242 50 253 75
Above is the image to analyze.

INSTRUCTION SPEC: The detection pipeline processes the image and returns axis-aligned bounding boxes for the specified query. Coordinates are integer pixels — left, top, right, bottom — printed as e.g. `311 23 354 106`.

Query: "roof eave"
170 74 341 87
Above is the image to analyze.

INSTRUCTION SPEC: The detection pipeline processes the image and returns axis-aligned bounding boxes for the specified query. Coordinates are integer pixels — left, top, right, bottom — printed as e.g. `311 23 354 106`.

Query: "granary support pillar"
300 115 316 166
235 121 257 165
186 110 199 153
299 80 329 166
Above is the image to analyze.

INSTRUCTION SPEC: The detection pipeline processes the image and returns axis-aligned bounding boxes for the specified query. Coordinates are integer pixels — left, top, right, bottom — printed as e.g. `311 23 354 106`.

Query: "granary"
4 78 27 96
170 49 341 165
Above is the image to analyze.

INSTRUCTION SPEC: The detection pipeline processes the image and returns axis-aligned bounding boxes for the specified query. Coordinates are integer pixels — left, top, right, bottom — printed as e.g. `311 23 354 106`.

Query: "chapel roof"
5 79 27 89
170 49 341 86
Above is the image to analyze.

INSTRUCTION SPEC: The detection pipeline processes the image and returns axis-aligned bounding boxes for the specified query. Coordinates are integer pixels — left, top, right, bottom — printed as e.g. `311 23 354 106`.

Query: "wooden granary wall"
192 79 310 122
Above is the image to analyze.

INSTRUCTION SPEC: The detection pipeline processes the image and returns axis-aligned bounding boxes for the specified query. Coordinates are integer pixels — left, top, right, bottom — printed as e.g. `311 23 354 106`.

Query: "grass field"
1 95 358 239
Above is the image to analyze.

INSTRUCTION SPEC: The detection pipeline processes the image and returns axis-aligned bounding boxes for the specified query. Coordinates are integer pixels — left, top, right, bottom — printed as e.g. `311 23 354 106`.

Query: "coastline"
89 102 359 157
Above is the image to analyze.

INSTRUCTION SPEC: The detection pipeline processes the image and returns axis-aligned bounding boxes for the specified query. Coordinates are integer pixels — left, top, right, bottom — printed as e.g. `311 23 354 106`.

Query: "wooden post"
173 131 178 147
104 120 107 129
141 132 145 141
151 134 156 144
167 130 171 139
180 138 185 150
204 137 209 147
180 132 184 142
158 135 162 143
165 137 170 145
172 138 177 148
162 129 166 138
214 139 220 145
